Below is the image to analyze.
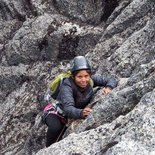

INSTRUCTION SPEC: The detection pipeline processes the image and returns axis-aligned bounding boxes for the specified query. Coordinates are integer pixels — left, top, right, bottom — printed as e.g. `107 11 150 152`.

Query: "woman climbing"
44 55 118 147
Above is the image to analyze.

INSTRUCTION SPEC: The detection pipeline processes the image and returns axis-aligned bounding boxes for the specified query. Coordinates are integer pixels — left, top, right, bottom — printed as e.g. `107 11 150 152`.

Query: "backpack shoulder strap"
89 78 94 87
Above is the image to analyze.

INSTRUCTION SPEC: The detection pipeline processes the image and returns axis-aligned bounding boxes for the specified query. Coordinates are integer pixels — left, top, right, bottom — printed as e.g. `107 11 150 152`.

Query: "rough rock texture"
4 13 102 65
0 0 155 155
51 0 118 25
37 89 155 155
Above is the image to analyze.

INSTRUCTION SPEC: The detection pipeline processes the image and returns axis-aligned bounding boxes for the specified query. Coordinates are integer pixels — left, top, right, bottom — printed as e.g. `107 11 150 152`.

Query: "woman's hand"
82 107 92 118
102 87 112 95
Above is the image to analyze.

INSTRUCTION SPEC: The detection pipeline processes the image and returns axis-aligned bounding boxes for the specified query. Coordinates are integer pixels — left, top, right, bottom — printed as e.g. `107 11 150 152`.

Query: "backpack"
48 71 72 99
48 71 94 100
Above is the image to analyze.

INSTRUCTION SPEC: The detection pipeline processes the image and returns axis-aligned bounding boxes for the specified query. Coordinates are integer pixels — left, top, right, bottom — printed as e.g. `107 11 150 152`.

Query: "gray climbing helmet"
70 56 91 73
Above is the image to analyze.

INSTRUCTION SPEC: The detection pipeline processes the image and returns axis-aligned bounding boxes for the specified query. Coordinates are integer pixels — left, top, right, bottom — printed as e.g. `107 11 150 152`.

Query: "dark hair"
72 69 91 78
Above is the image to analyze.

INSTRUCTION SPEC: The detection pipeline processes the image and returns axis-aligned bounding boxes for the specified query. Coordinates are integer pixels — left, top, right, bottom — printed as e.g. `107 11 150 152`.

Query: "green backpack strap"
89 78 94 87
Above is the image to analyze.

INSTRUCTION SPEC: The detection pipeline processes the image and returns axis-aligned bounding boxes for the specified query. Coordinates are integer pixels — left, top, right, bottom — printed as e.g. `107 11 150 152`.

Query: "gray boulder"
36 89 155 155
0 0 155 155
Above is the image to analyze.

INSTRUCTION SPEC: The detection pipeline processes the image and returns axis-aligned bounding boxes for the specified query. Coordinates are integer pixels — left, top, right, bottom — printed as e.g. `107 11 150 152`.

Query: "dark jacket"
57 75 117 119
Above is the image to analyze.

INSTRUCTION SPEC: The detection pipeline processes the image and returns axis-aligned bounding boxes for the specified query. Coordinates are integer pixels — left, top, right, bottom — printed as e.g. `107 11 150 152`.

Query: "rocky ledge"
0 0 155 155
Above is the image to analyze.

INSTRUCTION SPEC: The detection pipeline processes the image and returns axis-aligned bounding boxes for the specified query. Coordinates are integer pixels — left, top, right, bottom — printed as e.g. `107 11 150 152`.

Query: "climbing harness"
42 102 67 124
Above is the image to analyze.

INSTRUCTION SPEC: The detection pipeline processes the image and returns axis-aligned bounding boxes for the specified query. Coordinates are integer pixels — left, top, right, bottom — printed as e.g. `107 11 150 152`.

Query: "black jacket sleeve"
59 79 83 119
91 74 118 89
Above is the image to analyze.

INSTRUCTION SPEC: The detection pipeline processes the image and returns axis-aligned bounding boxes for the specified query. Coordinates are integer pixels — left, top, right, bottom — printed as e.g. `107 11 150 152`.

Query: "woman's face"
74 70 91 88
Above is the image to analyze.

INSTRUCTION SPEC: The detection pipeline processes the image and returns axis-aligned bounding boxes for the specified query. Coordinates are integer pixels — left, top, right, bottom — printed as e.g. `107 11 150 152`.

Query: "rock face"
37 89 155 155
0 0 155 155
